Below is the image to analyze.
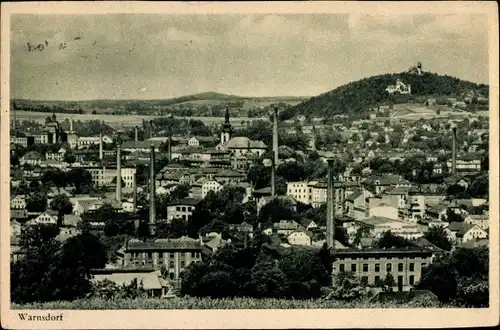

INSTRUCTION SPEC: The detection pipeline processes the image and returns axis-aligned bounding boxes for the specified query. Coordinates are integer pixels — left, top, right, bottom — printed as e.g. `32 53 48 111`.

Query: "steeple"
225 106 230 124
221 106 232 145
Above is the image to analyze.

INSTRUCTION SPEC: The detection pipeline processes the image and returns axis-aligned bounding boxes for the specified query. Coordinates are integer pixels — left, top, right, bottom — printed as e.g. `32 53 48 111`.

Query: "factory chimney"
149 120 153 140
69 119 73 133
116 143 122 203
311 125 317 151
132 169 137 211
149 144 156 235
134 126 138 142
273 107 279 168
99 121 104 161
167 128 172 163
452 126 457 177
326 158 335 249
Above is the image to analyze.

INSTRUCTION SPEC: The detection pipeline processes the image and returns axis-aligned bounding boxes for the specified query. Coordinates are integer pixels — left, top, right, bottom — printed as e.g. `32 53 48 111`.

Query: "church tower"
221 107 232 145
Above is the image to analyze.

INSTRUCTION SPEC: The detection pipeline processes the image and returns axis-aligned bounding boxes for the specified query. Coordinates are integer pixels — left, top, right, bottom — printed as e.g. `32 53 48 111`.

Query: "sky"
10 13 490 100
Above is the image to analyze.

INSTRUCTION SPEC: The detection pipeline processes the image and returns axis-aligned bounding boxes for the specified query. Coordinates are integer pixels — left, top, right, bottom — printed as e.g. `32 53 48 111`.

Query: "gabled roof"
346 190 363 202
446 221 464 232
167 198 202 207
225 137 267 149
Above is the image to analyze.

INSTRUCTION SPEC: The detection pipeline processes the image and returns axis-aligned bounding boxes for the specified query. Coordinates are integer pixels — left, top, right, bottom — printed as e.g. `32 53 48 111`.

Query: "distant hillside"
290 72 489 118
11 92 307 112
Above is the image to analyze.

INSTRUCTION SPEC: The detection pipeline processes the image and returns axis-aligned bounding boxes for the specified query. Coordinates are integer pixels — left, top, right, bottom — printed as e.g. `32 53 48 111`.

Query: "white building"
201 180 223 199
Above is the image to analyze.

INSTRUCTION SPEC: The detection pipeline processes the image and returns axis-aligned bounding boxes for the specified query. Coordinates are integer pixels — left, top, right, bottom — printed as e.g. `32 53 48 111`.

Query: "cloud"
9 13 489 100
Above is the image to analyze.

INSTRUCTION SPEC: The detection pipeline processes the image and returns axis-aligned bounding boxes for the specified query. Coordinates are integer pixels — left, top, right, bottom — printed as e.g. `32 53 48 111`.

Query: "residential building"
343 217 425 240
287 231 312 246
91 269 171 298
464 214 489 230
10 195 27 209
166 198 202 222
201 180 223 198
286 180 345 214
86 166 137 188
20 151 44 166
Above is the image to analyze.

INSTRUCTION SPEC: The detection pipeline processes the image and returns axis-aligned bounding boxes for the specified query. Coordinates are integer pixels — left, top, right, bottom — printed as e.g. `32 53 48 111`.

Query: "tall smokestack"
70 119 73 133
273 107 279 168
132 169 137 211
167 128 172 162
134 126 138 142
452 126 457 177
326 158 335 249
99 121 103 161
116 144 122 202
312 125 317 151
149 144 156 234
149 120 153 139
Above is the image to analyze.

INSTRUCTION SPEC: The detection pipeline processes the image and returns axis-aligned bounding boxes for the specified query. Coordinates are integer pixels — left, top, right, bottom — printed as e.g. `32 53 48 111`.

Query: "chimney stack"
326 158 335 249
167 128 172 162
69 119 73 133
452 126 457 177
312 125 317 151
273 107 279 168
149 120 153 140
116 144 122 202
149 144 156 235
99 121 104 161
134 126 138 142
132 169 137 211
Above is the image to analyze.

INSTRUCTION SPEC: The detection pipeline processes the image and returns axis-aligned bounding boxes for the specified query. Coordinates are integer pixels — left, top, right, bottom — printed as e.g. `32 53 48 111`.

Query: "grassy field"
11 296 445 310
391 104 485 120
10 111 265 129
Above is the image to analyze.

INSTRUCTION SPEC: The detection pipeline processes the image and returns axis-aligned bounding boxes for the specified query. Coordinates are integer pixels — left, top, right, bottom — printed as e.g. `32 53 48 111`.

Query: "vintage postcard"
1 1 499 329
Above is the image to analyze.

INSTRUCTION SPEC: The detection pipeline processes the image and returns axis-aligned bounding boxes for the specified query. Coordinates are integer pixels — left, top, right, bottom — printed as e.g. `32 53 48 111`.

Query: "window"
374 276 380 283
351 264 357 272
180 261 185 267
339 264 345 272
169 261 174 268
169 273 174 280
363 264 369 272
170 253 175 258
375 263 380 272
191 252 195 258
409 263 415 272
147 252 152 259
409 275 415 285
398 263 404 272
386 263 392 272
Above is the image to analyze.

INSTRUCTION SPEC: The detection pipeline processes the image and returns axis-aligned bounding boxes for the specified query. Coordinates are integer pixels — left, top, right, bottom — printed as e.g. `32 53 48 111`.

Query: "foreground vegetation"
12 296 446 310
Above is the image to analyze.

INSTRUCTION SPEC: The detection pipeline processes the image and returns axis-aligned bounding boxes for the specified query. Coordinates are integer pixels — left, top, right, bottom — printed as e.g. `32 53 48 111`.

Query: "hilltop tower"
221 107 233 145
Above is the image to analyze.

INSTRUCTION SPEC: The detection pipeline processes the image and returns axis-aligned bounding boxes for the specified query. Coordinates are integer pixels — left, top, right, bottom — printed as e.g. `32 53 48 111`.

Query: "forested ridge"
291 72 489 118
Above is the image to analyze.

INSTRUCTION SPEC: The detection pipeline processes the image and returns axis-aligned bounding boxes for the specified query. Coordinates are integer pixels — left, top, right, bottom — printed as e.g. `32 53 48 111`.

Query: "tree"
246 260 288 298
156 218 188 238
418 259 458 303
424 226 452 251
258 198 298 223
279 248 329 298
11 224 92 303
50 194 73 227
59 232 107 277
136 220 150 239
374 231 415 249
26 192 48 213
330 272 365 301
446 208 464 222
382 273 396 292
63 152 76 164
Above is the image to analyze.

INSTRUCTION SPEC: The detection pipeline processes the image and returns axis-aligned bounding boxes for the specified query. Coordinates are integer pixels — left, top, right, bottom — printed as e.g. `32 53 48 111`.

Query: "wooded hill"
289 72 489 119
